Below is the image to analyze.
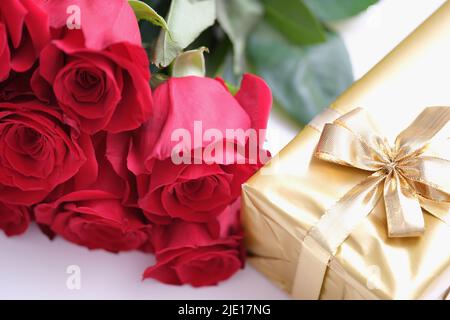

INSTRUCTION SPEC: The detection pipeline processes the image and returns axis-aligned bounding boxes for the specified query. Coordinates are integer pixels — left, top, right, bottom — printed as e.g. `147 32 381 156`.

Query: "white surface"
0 225 288 299
0 0 446 300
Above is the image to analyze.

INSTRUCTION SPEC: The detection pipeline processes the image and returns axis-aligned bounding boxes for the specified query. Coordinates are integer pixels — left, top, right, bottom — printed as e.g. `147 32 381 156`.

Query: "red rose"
136 159 258 224
0 0 50 81
122 74 271 223
0 100 94 205
144 201 244 287
0 202 31 236
32 30 152 134
35 147 150 253
31 0 152 134
35 191 150 253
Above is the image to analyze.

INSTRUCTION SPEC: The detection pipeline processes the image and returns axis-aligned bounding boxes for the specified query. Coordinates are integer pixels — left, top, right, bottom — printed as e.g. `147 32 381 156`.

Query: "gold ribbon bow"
310 107 450 253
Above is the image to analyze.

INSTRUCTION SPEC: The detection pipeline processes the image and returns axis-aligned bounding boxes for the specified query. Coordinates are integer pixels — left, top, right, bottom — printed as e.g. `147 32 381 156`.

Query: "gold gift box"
242 2 450 300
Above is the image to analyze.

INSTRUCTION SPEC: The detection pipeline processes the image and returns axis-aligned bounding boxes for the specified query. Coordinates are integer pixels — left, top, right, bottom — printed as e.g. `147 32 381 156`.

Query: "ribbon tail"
307 172 385 254
384 171 425 237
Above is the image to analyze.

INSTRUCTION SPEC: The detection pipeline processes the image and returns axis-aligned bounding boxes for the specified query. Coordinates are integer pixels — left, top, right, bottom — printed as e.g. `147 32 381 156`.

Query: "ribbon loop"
316 123 384 171
395 107 450 159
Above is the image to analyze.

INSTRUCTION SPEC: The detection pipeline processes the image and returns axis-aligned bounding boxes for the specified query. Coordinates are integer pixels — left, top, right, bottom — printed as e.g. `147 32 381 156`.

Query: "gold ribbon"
310 107 450 255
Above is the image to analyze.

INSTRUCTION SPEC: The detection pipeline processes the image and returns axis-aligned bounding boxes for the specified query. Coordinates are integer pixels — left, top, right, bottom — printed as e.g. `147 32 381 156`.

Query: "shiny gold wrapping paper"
242 1 450 300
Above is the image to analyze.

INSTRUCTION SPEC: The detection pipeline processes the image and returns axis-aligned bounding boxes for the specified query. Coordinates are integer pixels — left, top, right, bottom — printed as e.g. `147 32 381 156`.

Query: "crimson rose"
0 100 94 205
144 201 244 286
35 143 151 253
32 30 152 134
35 190 150 253
31 0 152 133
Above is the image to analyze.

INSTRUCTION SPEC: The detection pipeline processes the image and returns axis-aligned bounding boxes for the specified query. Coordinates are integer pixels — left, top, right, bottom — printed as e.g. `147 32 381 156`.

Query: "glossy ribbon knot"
309 107 450 253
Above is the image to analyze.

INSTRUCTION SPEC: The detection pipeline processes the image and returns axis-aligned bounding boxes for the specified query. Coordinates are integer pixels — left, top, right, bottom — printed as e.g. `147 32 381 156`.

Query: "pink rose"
121 74 272 223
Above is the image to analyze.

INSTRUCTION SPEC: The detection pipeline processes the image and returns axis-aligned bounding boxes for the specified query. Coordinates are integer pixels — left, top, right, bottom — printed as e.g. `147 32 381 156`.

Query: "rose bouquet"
0 0 271 287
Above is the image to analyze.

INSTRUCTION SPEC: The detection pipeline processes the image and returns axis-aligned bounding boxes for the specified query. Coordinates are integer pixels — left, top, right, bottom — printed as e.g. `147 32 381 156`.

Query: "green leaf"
303 0 378 22
128 0 169 31
216 0 263 76
248 22 353 125
154 0 216 68
261 0 326 45
172 47 208 77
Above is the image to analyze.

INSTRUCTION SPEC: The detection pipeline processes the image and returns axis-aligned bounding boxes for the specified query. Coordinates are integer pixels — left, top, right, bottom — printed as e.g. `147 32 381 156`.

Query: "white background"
0 0 446 299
